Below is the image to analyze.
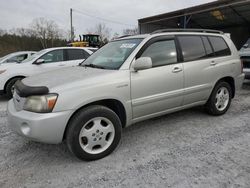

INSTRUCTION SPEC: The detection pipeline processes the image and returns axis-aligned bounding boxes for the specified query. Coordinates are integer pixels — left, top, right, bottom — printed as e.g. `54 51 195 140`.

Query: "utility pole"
70 8 74 42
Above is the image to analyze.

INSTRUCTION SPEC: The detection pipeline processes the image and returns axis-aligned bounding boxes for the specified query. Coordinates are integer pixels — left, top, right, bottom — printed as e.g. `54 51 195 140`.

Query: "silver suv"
8 29 244 161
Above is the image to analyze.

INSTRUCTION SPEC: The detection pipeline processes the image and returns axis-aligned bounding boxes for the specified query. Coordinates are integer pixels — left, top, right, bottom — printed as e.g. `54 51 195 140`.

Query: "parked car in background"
239 38 250 79
0 47 96 97
0 51 36 64
8 29 244 161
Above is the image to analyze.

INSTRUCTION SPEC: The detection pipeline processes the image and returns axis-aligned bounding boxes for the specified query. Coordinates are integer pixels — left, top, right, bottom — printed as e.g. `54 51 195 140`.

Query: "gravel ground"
0 82 250 188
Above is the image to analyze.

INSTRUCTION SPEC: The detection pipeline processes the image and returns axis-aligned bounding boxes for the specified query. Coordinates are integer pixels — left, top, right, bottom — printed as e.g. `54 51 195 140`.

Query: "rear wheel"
6 77 23 98
206 81 232 116
66 105 122 161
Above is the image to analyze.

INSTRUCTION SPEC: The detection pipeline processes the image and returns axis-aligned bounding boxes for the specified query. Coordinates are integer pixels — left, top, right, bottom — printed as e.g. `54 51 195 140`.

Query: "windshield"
82 38 143 69
0 52 16 63
22 49 47 63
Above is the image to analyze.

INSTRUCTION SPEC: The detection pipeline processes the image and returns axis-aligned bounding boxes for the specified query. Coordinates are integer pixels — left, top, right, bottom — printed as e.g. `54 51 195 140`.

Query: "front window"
140 39 177 67
39 50 64 63
82 38 143 69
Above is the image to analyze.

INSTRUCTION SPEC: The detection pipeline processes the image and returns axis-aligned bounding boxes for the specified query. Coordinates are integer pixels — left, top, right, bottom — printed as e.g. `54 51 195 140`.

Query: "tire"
6 77 23 98
66 105 122 161
205 81 232 116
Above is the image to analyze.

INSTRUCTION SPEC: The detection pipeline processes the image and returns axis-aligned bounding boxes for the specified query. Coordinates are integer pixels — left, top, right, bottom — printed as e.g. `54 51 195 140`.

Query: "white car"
0 51 36 64
0 47 95 97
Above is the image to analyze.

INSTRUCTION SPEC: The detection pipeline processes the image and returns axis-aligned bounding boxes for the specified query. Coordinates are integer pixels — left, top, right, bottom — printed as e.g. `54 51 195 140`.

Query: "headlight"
0 70 6 74
23 94 58 113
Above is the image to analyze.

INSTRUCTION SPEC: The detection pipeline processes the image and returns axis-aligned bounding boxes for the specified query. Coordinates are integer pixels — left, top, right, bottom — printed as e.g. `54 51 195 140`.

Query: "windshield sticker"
120 43 136 49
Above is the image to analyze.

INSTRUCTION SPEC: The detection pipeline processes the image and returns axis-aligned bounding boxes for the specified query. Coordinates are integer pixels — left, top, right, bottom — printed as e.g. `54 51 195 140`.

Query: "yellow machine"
68 34 100 48
68 41 88 47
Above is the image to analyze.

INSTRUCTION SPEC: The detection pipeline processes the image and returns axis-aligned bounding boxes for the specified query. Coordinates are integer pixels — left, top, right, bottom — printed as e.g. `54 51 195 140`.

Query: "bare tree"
30 17 61 48
9 28 35 37
0 29 6 36
87 23 111 45
112 32 120 40
123 27 138 36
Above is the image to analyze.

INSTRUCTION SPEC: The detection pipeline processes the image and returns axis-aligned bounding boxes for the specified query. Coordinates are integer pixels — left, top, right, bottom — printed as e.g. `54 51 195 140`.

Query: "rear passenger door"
65 49 90 66
177 35 231 105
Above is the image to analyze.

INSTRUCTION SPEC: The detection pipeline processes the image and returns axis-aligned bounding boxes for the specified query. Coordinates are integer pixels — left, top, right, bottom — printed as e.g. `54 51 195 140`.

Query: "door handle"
172 66 183 73
59 64 66 66
210 61 217 66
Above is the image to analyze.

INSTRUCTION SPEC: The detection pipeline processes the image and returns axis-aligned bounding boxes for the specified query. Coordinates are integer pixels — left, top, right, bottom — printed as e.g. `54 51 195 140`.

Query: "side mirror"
243 44 249 48
34 59 45 65
133 57 152 71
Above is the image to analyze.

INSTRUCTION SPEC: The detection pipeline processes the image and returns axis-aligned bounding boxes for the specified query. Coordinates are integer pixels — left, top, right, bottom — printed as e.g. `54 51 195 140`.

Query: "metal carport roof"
138 0 250 49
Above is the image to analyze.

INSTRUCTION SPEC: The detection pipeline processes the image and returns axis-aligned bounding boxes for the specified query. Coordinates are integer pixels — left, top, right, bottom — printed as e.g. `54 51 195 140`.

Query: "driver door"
32 49 66 73
131 36 184 119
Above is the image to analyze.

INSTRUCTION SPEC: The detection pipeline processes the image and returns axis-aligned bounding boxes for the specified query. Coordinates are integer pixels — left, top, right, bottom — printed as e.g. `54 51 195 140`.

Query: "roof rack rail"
116 35 132 39
151 28 223 35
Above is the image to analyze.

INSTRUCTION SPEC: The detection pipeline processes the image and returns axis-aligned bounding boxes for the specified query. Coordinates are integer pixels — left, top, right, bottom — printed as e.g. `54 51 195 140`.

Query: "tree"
9 28 35 37
123 27 138 36
87 23 112 45
0 29 7 36
112 32 120 39
30 17 61 48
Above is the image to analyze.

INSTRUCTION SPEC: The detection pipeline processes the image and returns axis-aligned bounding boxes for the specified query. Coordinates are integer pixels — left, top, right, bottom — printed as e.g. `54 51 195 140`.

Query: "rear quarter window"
208 36 231 57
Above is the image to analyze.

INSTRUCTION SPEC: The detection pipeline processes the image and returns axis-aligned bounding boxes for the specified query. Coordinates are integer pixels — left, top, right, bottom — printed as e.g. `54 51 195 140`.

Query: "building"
138 0 250 49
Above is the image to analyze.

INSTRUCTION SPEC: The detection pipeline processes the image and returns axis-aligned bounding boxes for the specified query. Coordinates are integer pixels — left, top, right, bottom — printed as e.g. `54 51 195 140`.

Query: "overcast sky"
0 0 215 37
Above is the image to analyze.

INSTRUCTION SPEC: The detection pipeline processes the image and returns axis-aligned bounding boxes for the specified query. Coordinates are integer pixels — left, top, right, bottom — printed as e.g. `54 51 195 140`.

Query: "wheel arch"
4 75 26 93
214 76 235 98
63 99 127 140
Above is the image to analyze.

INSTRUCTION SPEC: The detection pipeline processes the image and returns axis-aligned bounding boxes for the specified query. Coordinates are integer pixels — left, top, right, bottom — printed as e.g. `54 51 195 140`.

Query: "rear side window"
140 40 177 67
208 36 231 57
178 36 206 62
89 49 98 53
201 36 214 57
66 49 89 60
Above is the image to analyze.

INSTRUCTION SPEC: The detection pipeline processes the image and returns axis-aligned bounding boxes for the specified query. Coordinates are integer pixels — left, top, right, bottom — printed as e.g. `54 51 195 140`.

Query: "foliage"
87 23 112 45
0 18 67 57
122 27 138 35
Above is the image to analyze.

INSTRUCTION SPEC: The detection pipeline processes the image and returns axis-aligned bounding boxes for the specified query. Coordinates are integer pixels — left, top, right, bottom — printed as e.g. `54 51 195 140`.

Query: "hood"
0 62 20 69
239 48 250 56
0 61 32 68
22 66 116 90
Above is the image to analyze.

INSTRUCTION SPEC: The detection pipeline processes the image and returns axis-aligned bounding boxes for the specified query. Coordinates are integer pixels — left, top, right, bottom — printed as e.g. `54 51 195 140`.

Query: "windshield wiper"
82 64 106 69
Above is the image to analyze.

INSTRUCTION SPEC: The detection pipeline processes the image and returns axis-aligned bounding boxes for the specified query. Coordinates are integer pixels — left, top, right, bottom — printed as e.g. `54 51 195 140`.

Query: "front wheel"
205 81 232 116
66 105 122 161
6 77 23 98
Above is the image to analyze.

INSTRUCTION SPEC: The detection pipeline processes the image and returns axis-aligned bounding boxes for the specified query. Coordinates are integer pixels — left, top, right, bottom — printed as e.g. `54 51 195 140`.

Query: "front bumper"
7 99 72 144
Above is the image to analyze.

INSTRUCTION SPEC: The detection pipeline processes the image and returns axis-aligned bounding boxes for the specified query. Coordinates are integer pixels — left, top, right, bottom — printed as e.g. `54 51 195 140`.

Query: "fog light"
21 122 31 136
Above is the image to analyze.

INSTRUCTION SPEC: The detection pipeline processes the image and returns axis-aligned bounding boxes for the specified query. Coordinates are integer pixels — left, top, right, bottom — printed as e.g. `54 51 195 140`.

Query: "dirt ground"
0 82 250 188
